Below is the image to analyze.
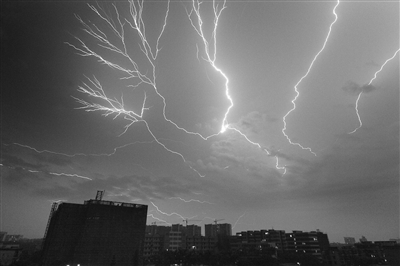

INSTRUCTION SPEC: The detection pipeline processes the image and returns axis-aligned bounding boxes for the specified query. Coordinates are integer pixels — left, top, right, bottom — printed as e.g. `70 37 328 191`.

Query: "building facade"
285 230 330 264
205 223 232 238
41 199 148 266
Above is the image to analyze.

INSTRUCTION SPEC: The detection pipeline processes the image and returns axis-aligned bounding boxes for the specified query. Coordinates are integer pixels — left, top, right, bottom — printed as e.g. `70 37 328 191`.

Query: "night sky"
1 0 399 243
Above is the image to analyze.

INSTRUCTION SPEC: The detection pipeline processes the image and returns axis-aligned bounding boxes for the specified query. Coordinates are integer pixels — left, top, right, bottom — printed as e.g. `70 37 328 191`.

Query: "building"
232 229 286 251
185 235 216 251
186 224 201 237
333 241 387 266
143 234 165 261
0 244 22 266
205 223 232 237
41 195 148 266
3 235 23 242
344 237 356 245
143 224 214 263
285 230 330 264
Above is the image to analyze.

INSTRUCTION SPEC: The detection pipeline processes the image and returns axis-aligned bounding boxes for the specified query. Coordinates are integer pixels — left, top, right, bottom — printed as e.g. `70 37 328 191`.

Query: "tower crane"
213 218 224 225
183 218 202 226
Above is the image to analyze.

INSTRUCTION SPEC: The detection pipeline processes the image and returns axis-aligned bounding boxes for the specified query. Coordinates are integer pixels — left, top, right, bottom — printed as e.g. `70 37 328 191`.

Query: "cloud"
1 153 46 170
342 80 376 95
235 111 277 135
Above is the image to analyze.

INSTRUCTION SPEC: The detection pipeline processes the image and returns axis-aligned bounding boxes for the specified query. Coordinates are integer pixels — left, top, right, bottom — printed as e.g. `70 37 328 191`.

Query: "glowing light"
282 0 340 156
349 48 400 134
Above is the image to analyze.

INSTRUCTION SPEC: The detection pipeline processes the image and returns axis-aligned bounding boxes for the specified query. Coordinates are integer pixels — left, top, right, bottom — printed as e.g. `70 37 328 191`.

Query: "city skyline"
1 0 399 243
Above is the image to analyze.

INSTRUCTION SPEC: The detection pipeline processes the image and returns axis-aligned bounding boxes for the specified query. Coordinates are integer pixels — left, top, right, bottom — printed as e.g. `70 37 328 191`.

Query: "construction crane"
213 218 224 225
183 218 202 226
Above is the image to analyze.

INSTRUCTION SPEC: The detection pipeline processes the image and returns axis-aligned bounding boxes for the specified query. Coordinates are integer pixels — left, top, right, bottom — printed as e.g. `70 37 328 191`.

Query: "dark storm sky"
1 0 399 242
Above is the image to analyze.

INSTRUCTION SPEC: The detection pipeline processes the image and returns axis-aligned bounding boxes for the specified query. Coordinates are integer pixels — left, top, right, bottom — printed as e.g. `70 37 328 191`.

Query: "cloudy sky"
1 0 399 243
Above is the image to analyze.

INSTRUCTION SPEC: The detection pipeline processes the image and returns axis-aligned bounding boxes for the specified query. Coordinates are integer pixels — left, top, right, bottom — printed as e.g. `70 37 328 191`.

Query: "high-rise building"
205 223 232 237
41 197 148 266
186 225 201 236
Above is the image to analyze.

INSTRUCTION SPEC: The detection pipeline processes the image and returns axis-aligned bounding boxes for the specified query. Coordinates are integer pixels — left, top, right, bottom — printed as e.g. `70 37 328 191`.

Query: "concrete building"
185 235 216 251
285 230 330 264
233 229 286 251
186 224 201 237
41 195 148 266
0 244 22 266
205 223 232 237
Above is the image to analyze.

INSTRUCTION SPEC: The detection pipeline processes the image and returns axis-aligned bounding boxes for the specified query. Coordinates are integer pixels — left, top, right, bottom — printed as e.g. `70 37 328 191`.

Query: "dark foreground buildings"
41 195 147 266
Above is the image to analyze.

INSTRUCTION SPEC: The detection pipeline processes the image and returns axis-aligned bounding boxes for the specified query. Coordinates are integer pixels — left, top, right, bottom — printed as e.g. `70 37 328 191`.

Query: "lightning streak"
232 212 246 229
187 0 286 173
67 0 286 175
66 0 223 176
349 48 400 134
169 196 214 205
150 201 188 220
282 0 340 156
49 172 91 180
186 0 232 134
0 163 92 180
147 214 171 225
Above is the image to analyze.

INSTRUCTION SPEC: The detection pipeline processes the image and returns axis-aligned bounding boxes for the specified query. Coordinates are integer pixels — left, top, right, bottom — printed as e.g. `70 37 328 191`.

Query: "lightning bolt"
48 172 92 180
65 0 287 176
186 0 290 173
0 163 92 180
168 196 214 205
232 212 246 229
150 201 189 221
282 0 340 156
6 140 182 158
348 48 400 134
4 140 184 180
147 213 171 225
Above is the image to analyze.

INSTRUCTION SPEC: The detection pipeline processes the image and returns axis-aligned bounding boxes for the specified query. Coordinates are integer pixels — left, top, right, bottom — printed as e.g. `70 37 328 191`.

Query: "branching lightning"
66 0 286 175
348 48 400 134
66 0 206 175
282 0 340 156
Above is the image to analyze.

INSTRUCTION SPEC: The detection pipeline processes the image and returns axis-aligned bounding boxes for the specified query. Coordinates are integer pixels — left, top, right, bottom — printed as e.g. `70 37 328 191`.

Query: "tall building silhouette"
41 194 147 266
205 223 232 237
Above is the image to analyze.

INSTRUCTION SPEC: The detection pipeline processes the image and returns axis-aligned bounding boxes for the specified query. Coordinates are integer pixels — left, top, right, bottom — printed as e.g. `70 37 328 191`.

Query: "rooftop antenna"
95 190 105 201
